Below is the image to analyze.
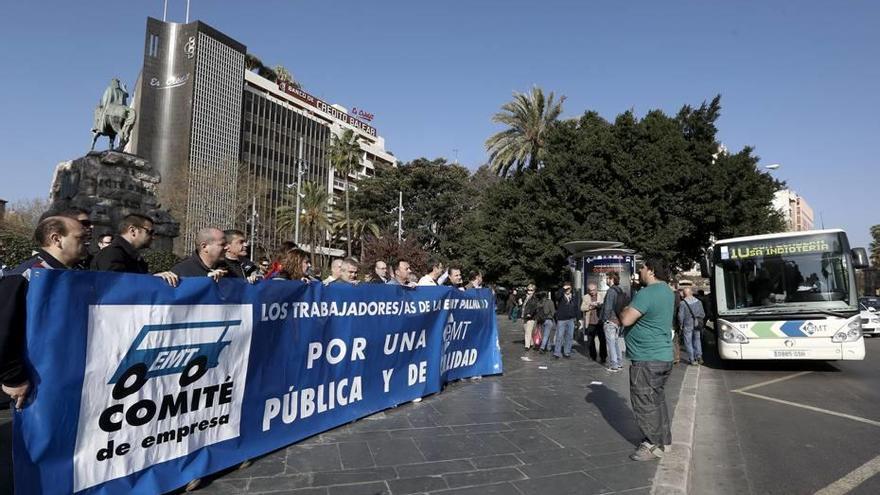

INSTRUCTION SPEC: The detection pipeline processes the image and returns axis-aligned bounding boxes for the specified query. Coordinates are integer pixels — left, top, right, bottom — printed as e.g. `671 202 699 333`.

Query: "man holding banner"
0 216 87 409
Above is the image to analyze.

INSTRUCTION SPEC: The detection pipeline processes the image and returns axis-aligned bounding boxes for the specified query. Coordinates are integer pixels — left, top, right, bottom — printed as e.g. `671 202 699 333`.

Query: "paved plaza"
0 317 685 494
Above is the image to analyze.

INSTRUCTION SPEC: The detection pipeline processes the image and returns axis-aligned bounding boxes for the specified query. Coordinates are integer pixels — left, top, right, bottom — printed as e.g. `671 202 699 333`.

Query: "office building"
773 189 814 232
130 18 396 255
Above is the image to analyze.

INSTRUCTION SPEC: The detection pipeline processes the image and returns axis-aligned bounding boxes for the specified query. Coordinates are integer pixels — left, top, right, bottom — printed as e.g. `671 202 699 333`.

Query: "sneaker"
697 357 704 365
412 398 422 403
606 366 621 373
185 478 202 492
629 442 664 461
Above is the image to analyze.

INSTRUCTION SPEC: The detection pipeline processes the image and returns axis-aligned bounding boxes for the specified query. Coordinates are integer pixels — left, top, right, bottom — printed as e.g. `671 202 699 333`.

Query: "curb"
651 364 701 495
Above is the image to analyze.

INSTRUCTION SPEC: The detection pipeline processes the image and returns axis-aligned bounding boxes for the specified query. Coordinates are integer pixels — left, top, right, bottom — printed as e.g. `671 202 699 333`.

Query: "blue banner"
12 270 502 494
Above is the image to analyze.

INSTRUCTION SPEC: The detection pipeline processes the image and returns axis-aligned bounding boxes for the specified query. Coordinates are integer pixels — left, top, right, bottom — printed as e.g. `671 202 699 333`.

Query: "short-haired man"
333 258 359 285
678 285 706 365
323 258 343 285
387 259 415 287
44 207 94 269
553 280 581 358
0 217 86 409
91 213 178 286
97 234 113 250
601 271 625 372
369 260 389 284
445 265 464 290
221 229 259 283
170 227 228 281
620 258 675 461
418 257 444 286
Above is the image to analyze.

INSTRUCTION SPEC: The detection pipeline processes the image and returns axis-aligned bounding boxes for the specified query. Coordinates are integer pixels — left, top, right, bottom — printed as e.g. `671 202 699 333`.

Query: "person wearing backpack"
677 285 706 365
538 291 557 353
600 271 629 372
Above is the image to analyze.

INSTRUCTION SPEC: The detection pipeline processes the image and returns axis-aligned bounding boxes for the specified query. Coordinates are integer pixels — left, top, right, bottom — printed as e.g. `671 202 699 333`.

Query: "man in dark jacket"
91 213 178 286
553 280 582 358
170 227 228 281
0 217 86 409
219 229 259 282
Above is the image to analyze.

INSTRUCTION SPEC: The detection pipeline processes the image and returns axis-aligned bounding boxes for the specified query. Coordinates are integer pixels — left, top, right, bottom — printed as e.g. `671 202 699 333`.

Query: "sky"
0 0 876 248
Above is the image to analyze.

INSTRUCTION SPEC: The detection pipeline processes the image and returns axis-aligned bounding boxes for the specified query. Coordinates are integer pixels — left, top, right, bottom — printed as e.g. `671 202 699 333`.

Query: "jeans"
540 319 556 351
629 360 673 446
523 320 536 349
683 327 703 363
554 319 575 357
604 321 622 368
585 323 607 362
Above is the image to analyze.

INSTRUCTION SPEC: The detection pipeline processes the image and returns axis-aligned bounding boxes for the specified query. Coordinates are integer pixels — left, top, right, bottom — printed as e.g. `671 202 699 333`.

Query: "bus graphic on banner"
108 320 240 399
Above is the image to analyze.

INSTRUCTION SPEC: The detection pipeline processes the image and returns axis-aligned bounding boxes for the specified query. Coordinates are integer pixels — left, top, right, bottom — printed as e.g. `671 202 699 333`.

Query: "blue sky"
0 1 876 248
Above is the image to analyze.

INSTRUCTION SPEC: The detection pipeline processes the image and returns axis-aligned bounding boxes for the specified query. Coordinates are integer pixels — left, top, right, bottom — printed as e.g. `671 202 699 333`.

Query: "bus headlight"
719 323 749 344
832 320 862 343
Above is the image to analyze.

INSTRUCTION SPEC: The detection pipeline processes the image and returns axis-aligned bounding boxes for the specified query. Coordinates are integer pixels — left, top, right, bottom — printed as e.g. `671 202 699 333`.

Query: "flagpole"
185 0 191 22
162 0 168 21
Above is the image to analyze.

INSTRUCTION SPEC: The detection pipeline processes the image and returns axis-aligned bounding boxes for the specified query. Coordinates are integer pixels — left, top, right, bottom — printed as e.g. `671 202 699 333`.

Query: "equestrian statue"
91 78 137 151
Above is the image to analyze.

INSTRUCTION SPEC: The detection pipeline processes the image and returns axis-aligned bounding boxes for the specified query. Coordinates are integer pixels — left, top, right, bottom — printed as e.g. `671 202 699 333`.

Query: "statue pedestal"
49 151 179 251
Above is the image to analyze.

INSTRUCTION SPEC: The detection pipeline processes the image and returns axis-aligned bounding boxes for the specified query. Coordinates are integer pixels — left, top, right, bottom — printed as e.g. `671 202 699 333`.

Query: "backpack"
612 286 630 320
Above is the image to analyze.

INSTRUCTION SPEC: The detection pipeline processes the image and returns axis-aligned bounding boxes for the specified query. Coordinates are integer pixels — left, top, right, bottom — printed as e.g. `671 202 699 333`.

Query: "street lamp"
286 137 309 245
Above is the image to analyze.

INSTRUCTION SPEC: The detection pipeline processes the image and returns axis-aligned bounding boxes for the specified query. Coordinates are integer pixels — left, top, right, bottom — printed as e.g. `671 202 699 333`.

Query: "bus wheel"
180 356 208 387
112 363 148 400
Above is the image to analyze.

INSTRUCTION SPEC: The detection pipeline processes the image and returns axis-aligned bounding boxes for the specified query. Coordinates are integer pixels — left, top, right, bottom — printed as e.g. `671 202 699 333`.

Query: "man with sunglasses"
91 213 178 286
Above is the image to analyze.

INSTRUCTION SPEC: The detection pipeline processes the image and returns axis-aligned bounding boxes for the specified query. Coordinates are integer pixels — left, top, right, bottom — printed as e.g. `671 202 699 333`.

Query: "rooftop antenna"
163 0 168 21
185 0 191 22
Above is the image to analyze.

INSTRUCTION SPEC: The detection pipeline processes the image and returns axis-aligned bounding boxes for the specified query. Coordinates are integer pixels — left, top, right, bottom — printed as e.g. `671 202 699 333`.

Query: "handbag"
532 325 543 346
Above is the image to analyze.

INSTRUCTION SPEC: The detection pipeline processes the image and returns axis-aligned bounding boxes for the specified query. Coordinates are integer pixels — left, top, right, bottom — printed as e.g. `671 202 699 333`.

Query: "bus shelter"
563 241 637 299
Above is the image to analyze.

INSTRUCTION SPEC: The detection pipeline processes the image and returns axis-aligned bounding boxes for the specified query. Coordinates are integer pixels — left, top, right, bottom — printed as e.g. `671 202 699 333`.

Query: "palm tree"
485 85 565 176
329 129 362 256
276 182 331 267
332 213 381 261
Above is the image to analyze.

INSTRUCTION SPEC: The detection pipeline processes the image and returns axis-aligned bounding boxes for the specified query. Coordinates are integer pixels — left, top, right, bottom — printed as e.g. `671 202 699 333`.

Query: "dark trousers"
585 323 606 361
629 360 673 447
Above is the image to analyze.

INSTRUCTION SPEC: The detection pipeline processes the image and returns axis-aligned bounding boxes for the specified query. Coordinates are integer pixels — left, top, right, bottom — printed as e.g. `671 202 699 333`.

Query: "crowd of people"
501 262 710 462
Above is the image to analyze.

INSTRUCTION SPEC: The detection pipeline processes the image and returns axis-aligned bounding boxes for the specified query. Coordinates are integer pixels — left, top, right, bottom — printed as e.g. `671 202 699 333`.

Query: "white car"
860 297 880 336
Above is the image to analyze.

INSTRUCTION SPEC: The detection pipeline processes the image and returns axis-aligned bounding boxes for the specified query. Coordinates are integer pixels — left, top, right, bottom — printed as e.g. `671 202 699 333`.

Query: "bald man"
170 227 228 281
0 216 86 409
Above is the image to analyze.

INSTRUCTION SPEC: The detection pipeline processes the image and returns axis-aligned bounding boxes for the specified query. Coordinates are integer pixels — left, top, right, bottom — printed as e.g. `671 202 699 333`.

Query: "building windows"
148 33 159 57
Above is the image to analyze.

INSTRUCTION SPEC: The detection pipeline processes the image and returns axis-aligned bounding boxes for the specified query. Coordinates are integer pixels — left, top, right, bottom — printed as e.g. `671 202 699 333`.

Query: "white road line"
733 391 880 428
731 371 812 393
814 454 880 495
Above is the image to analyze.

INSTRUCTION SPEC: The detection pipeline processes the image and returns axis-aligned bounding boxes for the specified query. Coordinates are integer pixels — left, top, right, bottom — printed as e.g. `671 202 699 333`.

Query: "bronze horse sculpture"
91 78 137 151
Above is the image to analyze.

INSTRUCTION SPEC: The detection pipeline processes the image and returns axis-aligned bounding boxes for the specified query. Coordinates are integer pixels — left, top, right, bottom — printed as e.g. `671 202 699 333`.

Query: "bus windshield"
714 232 855 315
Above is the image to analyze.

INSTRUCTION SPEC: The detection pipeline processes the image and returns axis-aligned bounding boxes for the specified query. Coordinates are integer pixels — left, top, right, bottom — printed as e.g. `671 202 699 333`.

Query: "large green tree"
349 158 473 257
485 86 565 176
329 129 362 256
462 96 784 287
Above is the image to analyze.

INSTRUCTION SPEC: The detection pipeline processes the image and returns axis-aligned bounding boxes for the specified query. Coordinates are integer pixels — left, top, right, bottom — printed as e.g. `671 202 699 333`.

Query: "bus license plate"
773 350 807 358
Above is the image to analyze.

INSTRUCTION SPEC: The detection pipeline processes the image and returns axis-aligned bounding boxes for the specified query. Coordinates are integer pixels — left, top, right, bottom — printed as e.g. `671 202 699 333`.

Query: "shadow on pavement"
585 383 641 445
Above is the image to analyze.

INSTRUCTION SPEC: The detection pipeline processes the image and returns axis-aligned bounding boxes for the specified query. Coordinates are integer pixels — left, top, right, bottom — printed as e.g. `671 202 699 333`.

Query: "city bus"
704 229 870 360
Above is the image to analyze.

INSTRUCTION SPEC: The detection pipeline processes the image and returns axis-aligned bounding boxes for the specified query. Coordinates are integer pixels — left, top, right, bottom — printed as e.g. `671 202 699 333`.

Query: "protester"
91 213 178 286
220 229 259 283
521 284 539 351
43 206 93 269
601 272 625 372
0 216 86 409
537 291 556 353
553 280 581 359
671 284 683 365
582 283 606 363
368 260 389 284
465 270 483 290
418 257 445 286
323 258 343 285
270 247 311 282
620 258 675 461
445 264 465 290
387 259 416 287
97 234 113 250
258 258 271 277
678 285 706 365
507 290 520 321
332 258 359 285
170 227 228 281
